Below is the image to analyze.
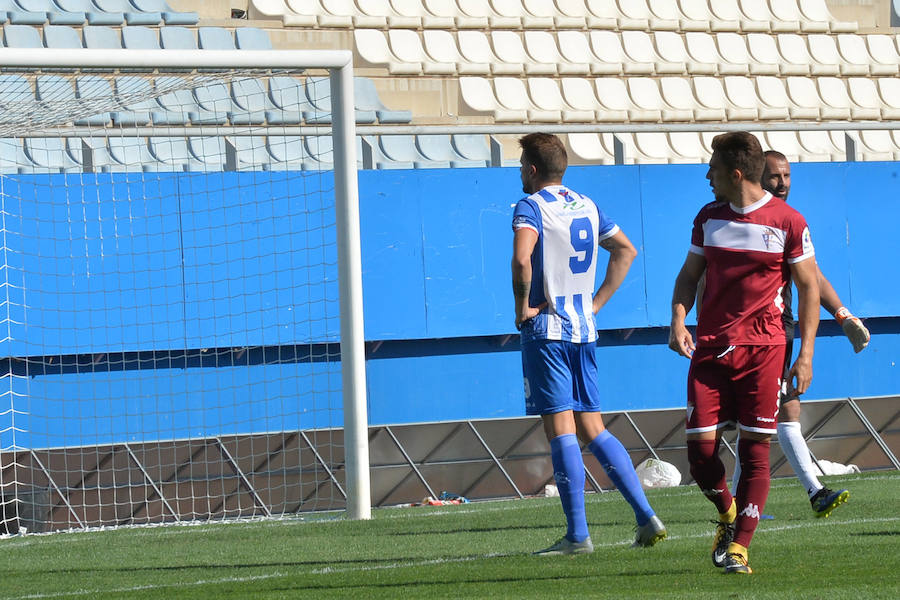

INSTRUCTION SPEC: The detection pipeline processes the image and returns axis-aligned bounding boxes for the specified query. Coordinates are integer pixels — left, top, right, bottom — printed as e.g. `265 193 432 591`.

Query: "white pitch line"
5 515 898 600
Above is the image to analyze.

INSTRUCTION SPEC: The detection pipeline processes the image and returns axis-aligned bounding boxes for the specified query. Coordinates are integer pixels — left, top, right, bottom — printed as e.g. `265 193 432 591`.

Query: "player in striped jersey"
669 132 821 574
512 133 666 556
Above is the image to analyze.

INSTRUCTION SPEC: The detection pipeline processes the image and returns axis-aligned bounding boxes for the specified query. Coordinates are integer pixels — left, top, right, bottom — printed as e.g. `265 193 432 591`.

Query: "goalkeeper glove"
835 307 869 353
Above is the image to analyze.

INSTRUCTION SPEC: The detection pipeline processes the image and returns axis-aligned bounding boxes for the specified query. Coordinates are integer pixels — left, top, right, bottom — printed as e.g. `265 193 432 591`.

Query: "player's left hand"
515 302 546 330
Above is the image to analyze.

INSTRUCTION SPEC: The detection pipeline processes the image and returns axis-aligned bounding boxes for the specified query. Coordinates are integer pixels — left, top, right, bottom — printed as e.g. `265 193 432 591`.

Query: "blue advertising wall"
4 161 899 448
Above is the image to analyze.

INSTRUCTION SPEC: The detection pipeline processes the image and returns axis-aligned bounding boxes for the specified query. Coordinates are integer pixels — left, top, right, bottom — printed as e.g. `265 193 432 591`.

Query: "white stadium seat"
488 31 529 75
595 78 659 121
834 34 876 76
776 34 815 76
389 30 454 75
617 0 678 31
560 77 608 121
424 30 489 75
557 31 615 75
786 76 841 119
622 30 684 74
423 0 486 28
848 78 900 120
723 76 788 120
660 76 725 121
566 133 616 164
527 78 594 122
692 76 755 120
649 0 708 32
494 77 559 122
656 31 716 74
744 33 783 75
864 35 900 76
354 29 421 75
526 31 588 75
627 78 691 121
817 77 879 120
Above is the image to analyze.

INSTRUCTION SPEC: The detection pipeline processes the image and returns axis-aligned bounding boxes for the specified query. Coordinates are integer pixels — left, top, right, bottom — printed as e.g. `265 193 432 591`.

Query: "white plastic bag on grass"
635 458 681 489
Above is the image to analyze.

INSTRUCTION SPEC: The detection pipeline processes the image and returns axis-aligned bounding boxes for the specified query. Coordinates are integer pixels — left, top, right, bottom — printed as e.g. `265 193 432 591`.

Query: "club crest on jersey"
762 227 776 250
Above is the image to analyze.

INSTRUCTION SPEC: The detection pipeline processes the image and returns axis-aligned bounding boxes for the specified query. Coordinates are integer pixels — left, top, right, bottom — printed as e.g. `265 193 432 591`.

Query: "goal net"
0 49 370 534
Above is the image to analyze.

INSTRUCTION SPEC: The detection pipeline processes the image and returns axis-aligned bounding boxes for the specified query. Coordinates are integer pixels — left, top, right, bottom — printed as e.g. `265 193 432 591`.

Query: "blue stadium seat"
0 74 33 109
305 77 377 124
234 27 272 50
66 137 116 172
55 0 123 25
131 0 198 25
71 75 112 125
148 137 195 171
451 134 492 166
152 76 198 125
24 137 79 172
266 77 309 124
111 76 156 126
159 26 196 49
191 81 230 124
188 137 226 170
121 25 159 49
82 25 121 48
3 24 43 47
354 77 412 124
229 136 270 170
16 0 84 25
378 135 440 169
3 0 46 25
94 0 161 25
197 26 235 50
0 138 28 173
107 137 156 172
416 134 487 168
266 136 306 170
229 78 269 125
43 24 83 47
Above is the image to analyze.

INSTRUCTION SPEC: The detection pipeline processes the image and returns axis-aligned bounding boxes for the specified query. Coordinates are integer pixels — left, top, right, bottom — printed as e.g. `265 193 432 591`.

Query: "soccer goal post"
0 48 371 532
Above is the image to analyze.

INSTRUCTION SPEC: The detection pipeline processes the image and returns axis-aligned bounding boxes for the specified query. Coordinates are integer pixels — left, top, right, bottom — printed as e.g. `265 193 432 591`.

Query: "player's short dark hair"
763 149 788 163
711 131 765 183
519 133 567 180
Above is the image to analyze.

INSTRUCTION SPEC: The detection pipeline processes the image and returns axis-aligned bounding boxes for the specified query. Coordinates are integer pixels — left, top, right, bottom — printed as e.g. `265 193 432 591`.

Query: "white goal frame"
0 48 371 521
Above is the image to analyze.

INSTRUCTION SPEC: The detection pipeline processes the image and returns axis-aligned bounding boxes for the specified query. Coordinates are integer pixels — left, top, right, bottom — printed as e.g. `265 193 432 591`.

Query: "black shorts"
780 337 795 405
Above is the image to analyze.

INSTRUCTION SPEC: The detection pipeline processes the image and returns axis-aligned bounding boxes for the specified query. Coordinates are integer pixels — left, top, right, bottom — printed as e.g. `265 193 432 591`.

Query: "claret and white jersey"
512 184 619 344
690 192 815 347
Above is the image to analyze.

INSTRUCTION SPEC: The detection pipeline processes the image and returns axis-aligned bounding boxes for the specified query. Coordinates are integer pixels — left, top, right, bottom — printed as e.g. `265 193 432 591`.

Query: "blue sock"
588 430 655 526
550 433 589 543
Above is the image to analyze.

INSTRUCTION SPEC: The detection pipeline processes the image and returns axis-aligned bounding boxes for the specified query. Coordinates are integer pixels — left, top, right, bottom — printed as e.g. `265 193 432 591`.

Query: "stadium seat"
354 77 411 123
738 0 786 31
556 31 614 75
528 31 589 75
376 135 431 168
488 31 531 76
856 131 899 161
797 130 846 161
267 76 314 124
159 26 196 50
83 26 121 49
3 24 43 47
801 0 857 32
656 31 717 75
663 76 725 121
122 25 160 49
111 75 156 126
458 31 513 75
459 76 526 122
188 137 226 170
0 138 26 173
755 76 808 118
846 77 900 120
565 0 612 29
3 1 47 25
618 0 677 31
776 34 818 76
266 135 307 170
668 132 708 162
745 33 790 75
421 0 484 28
818 77 879 120
597 77 658 121
684 33 730 75
622 31 684 74
16 0 84 25
786 76 843 119
107 137 156 172
359 0 420 28
198 27 235 50
67 137 117 172
70 75 112 125
679 0 736 32
228 136 270 171
710 0 768 32
494 77 559 122
834 34 876 76
25 137 79 172
864 35 900 76
130 0 198 25
423 30 488 75
491 0 553 29
628 78 692 122
390 0 454 29
152 76 200 125
587 31 630 75
722 76 787 119
566 133 615 164
450 134 491 166
636 132 689 163
455 0 519 29
387 30 452 75
234 27 273 50
228 78 271 125
525 0 585 28
93 0 162 25
714 32 754 75
43 24 83 48
55 0 123 25
0 74 33 120
149 137 195 171
763 131 820 162
305 76 383 124
527 78 593 122
355 29 423 75
808 34 865 76
559 77 608 121
876 78 900 117
303 135 366 170
191 81 230 124
691 76 749 119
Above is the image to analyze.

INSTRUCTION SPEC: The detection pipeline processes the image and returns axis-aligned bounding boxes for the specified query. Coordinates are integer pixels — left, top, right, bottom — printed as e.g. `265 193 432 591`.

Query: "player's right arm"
669 252 707 358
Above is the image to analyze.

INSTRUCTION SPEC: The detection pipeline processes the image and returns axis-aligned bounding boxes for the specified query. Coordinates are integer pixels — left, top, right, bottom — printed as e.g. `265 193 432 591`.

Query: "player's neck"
729 183 768 210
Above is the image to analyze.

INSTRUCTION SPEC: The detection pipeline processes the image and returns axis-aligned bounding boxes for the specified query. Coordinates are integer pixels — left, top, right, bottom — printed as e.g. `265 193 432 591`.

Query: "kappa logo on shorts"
757 416 776 423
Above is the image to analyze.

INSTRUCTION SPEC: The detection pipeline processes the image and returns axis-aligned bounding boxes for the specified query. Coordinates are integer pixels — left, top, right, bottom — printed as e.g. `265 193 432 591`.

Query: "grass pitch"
1 471 898 599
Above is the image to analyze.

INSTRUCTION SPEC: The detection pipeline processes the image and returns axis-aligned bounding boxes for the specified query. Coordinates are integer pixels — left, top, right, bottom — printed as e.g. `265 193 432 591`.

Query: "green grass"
1 471 898 599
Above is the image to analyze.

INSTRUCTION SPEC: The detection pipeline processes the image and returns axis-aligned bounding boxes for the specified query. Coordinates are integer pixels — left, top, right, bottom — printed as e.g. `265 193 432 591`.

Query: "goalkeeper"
730 150 868 518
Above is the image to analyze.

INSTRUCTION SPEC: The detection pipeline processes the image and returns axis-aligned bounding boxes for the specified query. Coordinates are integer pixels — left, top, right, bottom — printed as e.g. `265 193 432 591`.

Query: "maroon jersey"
690 192 815 347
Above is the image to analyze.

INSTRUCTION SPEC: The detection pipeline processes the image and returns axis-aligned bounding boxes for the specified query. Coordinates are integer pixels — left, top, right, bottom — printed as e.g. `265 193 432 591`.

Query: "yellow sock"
727 542 748 560
719 499 737 523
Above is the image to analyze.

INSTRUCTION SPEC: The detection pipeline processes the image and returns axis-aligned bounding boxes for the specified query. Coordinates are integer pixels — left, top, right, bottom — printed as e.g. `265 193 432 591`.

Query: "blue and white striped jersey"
512 184 619 344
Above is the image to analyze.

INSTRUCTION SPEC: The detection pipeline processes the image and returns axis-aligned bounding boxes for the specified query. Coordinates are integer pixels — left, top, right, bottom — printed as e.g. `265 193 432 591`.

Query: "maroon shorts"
686 344 785 435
